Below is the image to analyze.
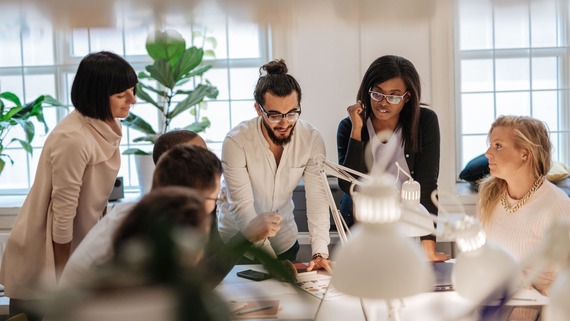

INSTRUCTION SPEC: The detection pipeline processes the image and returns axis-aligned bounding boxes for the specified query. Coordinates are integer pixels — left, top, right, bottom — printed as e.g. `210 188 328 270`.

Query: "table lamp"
329 131 434 321
519 217 570 321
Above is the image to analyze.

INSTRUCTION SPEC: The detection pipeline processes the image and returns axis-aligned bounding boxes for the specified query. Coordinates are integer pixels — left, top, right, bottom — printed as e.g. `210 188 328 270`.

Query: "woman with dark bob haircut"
337 55 448 261
0 51 137 321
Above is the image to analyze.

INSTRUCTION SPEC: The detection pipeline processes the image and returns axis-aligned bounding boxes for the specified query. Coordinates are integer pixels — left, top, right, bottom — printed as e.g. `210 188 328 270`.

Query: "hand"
421 239 450 262
307 257 333 274
242 211 282 243
347 100 365 131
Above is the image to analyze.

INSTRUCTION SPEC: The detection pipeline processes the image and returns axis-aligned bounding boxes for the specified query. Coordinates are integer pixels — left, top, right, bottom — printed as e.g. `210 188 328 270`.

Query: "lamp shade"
398 203 436 237
332 222 434 299
453 240 518 303
546 264 570 321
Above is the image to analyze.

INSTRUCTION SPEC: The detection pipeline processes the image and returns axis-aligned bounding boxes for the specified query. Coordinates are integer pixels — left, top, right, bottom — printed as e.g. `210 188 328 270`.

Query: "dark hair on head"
71 51 138 121
153 130 201 164
253 59 302 106
152 144 222 191
112 186 208 269
357 55 423 152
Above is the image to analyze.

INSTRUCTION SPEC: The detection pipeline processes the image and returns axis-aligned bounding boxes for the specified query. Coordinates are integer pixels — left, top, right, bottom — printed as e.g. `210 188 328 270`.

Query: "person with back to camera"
337 55 448 261
478 115 570 296
60 137 280 288
217 59 332 272
0 51 138 320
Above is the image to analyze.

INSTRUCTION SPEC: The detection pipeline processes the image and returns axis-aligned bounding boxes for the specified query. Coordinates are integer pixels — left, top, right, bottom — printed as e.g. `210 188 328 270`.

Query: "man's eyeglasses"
258 104 301 123
369 90 408 105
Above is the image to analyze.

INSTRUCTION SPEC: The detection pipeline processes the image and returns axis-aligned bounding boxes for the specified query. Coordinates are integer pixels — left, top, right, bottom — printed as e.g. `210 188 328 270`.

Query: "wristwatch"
312 253 326 260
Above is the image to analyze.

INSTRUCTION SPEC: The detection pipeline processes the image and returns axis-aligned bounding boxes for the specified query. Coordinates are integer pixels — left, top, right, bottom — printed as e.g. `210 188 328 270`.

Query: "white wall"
270 0 462 206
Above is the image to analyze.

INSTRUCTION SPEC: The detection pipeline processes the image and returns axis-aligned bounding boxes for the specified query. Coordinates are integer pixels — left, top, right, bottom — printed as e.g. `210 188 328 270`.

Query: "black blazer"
336 107 440 241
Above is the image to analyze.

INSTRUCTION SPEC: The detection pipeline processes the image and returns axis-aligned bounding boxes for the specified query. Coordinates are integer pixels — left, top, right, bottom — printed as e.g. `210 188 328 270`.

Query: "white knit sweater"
478 180 570 295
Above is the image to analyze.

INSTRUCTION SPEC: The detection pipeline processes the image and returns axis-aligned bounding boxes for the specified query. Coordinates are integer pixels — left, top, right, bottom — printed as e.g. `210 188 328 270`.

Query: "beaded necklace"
500 175 545 214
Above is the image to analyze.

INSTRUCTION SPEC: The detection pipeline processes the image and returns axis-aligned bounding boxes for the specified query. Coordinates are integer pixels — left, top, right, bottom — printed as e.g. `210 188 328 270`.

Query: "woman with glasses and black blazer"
336 55 448 262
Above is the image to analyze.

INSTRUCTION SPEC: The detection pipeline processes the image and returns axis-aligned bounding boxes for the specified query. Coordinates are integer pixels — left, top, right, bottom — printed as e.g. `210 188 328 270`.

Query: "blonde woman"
478 115 570 295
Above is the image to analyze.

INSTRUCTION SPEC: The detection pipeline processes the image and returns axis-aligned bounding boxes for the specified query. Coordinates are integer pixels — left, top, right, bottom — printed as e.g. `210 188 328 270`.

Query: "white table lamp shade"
545 264 570 321
398 203 435 237
332 223 434 300
452 240 519 303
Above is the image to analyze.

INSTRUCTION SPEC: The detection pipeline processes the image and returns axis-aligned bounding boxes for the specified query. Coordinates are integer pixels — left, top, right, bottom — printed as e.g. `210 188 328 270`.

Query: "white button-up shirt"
218 117 330 257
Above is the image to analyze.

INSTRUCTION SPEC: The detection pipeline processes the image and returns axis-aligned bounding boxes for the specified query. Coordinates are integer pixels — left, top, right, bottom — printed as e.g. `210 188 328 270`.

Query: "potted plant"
121 29 218 193
0 92 63 176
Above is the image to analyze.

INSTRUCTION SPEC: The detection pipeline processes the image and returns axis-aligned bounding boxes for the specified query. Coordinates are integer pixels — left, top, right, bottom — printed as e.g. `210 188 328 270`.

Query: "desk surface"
215 265 548 321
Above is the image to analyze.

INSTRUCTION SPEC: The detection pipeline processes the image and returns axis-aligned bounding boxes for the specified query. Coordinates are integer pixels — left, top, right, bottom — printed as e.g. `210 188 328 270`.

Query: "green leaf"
122 148 151 155
13 119 35 143
147 59 175 89
205 36 218 49
172 47 203 81
43 95 65 107
167 84 215 119
12 138 32 154
0 158 4 176
146 29 186 64
133 135 157 143
121 113 157 136
203 49 216 59
0 92 22 107
182 118 211 133
138 82 168 99
185 64 212 78
1 106 23 122
135 84 163 112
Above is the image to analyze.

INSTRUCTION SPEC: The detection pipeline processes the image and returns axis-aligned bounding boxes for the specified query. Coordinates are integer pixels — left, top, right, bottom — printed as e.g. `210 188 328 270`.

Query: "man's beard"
262 118 296 146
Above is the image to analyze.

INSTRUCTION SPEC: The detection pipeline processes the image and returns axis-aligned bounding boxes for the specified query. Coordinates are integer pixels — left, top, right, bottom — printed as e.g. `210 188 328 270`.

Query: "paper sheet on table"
215 279 298 300
506 288 549 306
296 273 345 300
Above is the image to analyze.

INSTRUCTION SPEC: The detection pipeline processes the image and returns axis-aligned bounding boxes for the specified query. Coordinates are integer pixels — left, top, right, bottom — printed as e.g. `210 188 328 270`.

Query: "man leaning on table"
217 59 332 272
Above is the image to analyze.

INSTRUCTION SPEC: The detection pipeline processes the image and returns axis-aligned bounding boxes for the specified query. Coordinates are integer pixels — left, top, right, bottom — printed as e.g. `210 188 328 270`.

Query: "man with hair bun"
218 59 332 272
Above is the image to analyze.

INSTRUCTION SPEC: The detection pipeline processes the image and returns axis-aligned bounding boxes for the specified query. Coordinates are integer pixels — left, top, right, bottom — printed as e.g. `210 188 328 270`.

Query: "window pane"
461 93 495 134
551 132 561 162
532 91 558 131
532 57 558 90
0 75 24 97
30 106 60 148
22 8 54 66
496 58 530 91
228 18 260 59
0 150 29 189
458 0 493 50
461 135 488 170
127 103 159 141
494 2 529 49
530 0 558 48
461 59 494 92
71 29 90 57
206 68 229 100
0 5 23 67
123 8 154 56
90 28 124 54
24 74 56 102
230 100 257 128
496 92 530 116
229 67 259 100
201 101 231 142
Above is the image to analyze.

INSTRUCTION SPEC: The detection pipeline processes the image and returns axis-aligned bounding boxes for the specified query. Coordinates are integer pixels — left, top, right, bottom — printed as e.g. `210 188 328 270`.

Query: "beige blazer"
0 110 122 299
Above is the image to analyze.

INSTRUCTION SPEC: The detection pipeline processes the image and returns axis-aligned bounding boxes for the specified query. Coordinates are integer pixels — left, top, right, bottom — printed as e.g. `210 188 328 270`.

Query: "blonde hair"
478 115 551 225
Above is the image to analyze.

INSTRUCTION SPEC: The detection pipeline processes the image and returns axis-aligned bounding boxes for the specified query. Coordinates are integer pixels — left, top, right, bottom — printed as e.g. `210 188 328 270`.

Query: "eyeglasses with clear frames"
368 90 408 105
258 104 301 123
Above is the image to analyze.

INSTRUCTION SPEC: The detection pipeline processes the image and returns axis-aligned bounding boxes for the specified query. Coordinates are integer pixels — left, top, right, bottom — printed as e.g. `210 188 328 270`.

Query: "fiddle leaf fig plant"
0 92 63 175
122 29 219 155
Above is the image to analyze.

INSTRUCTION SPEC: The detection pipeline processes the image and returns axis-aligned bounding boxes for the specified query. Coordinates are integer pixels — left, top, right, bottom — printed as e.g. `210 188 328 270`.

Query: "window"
0 3 268 194
455 0 570 176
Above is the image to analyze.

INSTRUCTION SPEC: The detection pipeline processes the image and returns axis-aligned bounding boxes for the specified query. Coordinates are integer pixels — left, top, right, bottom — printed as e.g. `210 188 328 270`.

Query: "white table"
215 265 548 321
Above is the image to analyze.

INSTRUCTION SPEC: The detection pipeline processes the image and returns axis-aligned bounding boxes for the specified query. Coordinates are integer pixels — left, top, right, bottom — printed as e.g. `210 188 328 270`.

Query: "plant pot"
134 154 155 195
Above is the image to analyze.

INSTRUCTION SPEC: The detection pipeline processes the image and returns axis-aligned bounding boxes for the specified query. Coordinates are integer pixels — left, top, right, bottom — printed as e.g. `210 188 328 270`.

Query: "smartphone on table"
236 269 272 281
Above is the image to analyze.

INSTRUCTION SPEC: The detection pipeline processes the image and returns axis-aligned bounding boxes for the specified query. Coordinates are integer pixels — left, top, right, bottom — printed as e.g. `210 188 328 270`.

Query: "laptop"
432 261 454 292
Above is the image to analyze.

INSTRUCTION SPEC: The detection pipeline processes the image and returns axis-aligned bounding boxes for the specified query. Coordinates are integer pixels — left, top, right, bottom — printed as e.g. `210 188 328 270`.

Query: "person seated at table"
60 143 281 288
478 115 570 295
